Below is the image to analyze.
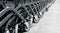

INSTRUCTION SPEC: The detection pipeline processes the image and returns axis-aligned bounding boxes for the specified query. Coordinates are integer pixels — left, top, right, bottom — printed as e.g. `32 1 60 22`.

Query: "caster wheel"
39 12 43 18
18 21 30 32
45 7 48 12
23 22 30 32
33 15 39 23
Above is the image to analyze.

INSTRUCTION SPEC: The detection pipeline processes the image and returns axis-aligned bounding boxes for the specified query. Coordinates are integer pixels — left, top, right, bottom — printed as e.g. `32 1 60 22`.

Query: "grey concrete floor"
25 0 60 33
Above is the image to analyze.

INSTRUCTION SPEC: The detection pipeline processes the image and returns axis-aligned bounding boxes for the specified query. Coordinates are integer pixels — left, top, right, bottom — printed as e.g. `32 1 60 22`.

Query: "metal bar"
15 1 41 10
15 24 18 33
23 6 32 17
16 5 32 17
28 5 36 15
14 9 27 23
0 7 14 17
0 12 14 27
36 3 40 12
6 16 16 28
33 4 38 14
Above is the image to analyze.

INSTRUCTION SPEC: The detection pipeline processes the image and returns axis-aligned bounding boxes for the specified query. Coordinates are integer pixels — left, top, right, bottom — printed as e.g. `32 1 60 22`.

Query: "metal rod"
0 12 14 27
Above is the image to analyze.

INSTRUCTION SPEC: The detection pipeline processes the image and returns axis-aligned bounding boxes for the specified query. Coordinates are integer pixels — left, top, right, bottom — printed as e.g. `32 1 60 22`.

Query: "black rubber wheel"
33 15 39 23
45 7 49 12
